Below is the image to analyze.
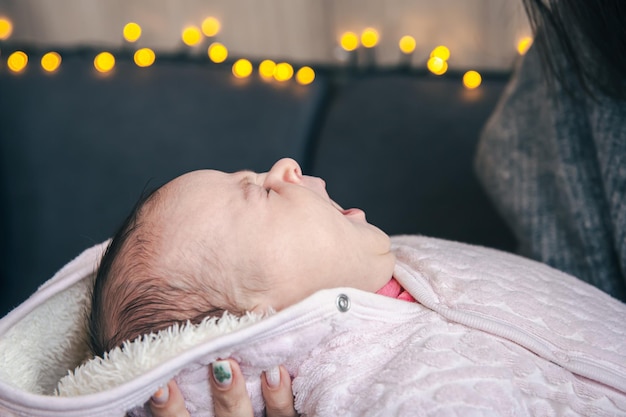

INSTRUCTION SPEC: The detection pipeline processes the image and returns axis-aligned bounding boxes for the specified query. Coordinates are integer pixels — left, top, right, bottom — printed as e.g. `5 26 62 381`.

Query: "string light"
463 70 482 89
427 45 450 75
208 42 228 63
123 22 142 43
232 58 252 78
340 32 359 52
259 59 276 79
134 48 155 67
7 51 28 73
517 36 533 55
430 45 450 61
296 66 315 85
399 35 416 54
94 52 115 73
41 52 62 72
0 17 12 40
274 62 293 81
427 56 447 75
182 26 202 47
0 16 503 93
202 17 221 37
361 28 379 48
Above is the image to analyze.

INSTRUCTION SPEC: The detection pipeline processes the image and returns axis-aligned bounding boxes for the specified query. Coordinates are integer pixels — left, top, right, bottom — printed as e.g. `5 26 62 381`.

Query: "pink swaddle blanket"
0 236 625 416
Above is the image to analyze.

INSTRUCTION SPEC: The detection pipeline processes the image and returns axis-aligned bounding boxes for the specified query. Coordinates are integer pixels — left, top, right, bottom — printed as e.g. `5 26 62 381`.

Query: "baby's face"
151 158 395 311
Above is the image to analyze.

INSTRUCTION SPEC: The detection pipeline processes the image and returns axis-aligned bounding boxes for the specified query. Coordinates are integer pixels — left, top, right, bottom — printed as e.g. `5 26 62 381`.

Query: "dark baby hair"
88 187 239 357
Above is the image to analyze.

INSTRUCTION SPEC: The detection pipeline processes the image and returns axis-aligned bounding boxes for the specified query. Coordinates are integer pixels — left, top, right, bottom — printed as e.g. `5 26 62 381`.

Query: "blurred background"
0 0 527 316
2 0 529 69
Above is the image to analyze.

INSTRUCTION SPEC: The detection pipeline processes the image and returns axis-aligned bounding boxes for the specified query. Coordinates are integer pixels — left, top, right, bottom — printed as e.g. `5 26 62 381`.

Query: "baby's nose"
263 158 303 187
271 158 302 177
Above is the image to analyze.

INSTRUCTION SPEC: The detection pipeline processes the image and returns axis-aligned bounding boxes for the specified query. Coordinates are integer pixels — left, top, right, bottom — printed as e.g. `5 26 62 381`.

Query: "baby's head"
89 158 395 356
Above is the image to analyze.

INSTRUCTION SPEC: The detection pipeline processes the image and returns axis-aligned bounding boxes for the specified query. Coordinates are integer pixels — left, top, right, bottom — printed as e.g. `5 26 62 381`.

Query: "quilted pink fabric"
290 236 626 416
171 236 626 416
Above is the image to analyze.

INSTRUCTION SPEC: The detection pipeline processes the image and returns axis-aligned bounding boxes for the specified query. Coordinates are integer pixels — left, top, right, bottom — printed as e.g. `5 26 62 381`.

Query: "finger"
210 359 254 417
149 379 190 417
261 366 298 417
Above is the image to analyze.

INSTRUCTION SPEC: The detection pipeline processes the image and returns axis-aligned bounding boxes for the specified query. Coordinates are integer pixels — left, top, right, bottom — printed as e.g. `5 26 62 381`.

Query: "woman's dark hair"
522 0 626 99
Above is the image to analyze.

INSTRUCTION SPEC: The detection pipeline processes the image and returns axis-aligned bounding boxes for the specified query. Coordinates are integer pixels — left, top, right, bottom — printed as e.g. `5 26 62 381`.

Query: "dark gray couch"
0 50 515 316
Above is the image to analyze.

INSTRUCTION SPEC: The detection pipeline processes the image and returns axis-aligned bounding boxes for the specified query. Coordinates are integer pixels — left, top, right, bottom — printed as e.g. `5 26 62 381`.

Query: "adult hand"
148 359 298 417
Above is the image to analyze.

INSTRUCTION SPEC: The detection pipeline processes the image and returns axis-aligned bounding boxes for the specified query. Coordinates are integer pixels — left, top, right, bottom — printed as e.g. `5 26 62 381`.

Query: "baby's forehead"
142 169 229 230
164 169 227 194
153 170 215 204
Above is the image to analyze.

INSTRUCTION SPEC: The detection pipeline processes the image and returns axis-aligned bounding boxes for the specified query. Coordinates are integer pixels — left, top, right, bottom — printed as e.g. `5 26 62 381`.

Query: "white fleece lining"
56 312 263 396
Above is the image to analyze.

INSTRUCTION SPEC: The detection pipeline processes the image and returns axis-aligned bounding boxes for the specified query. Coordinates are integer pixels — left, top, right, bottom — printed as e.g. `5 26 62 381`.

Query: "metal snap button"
336 294 351 312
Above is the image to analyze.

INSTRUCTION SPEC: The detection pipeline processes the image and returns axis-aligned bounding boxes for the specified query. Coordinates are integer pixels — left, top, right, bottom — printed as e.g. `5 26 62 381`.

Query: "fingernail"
265 366 281 388
150 384 169 405
212 360 233 387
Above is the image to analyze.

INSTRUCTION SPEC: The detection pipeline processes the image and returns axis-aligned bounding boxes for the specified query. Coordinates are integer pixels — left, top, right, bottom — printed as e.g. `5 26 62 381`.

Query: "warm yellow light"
182 26 202 46
340 32 359 52
296 66 315 85
123 22 142 42
0 17 12 40
427 56 448 75
202 17 221 37
399 35 416 54
274 62 294 82
7 51 27 73
259 59 276 79
517 36 533 55
361 28 379 48
41 52 61 72
94 52 115 73
134 48 155 67
208 42 228 63
463 70 482 89
232 58 252 78
430 45 451 61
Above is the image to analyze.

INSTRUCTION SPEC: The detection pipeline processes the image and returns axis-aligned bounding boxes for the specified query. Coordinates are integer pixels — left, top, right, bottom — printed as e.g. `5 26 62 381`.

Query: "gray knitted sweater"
475 45 626 301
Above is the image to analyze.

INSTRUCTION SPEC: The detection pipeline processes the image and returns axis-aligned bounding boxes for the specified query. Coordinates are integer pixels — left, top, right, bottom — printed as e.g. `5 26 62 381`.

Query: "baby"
89 158 400 356
68 157 626 416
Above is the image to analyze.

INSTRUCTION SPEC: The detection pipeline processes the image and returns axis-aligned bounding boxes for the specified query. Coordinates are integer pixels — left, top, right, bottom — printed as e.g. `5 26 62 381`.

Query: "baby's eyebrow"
238 171 256 200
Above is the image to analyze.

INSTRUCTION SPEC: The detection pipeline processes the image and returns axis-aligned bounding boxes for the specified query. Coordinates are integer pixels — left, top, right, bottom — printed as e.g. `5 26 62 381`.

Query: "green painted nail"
212 360 233 387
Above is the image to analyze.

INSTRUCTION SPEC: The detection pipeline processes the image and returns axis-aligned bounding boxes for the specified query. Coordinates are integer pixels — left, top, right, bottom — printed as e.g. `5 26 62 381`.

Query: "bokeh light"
463 70 482 89
259 59 276 79
41 52 61 72
296 66 315 85
202 17 221 37
182 26 202 46
430 45 450 61
427 56 448 75
517 36 533 55
0 17 12 40
274 62 294 82
134 48 155 67
123 22 142 42
399 35 416 54
7 51 28 73
361 28 379 48
340 32 359 52
94 52 115 73
208 42 228 63
232 58 252 78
